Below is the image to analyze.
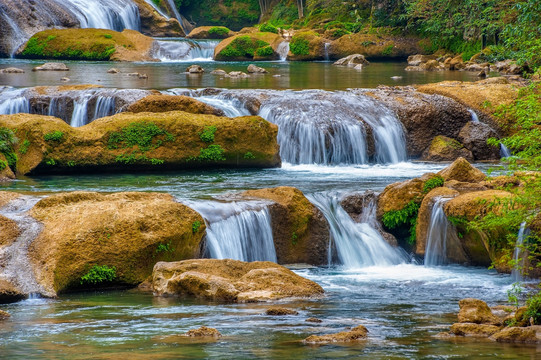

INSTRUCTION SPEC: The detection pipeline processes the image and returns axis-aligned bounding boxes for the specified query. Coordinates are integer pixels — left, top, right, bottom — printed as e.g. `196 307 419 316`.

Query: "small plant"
19 139 30 154
66 160 76 167
103 34 113 39
150 158 164 165
45 158 56 166
80 265 116 285
199 126 217 143
290 36 310 56
108 121 174 151
0 159 6 171
525 289 541 325
156 241 174 254
382 200 421 244
423 175 444 193
259 23 279 34
243 152 255 159
292 231 298 245
382 44 394 56
507 282 523 309
208 26 230 37
44 130 64 142
198 144 226 162
192 220 201 233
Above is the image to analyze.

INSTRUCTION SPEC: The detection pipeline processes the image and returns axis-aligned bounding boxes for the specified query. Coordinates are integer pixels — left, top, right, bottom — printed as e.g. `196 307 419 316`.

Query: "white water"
500 143 512 158
187 200 277 262
309 193 407 269
143 0 170 19
151 40 218 62
277 41 290 61
61 0 140 31
70 95 92 127
468 109 480 123
511 222 527 282
425 197 455 266
0 88 30 114
324 42 330 61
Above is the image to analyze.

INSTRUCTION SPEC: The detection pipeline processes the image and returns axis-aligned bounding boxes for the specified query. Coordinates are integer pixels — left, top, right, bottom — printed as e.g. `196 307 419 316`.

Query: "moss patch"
214 32 282 61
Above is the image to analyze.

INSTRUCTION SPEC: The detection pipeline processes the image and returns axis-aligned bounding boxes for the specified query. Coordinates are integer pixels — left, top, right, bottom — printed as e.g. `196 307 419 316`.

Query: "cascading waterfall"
151 40 218 62
61 0 140 31
143 0 170 19
187 200 277 262
309 193 407 268
511 222 528 281
468 109 480 123
70 96 92 127
0 88 30 114
425 197 456 266
500 144 512 158
277 41 290 61
165 89 252 117
324 42 330 61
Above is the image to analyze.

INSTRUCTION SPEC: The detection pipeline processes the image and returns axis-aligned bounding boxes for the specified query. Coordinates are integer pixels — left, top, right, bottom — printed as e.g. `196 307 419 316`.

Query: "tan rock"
32 62 69 71
0 154 15 181
0 67 24 74
247 64 267 73
126 95 223 116
306 317 323 323
132 0 185 37
407 54 436 66
377 173 436 217
186 65 204 74
0 214 19 247
444 180 488 194
421 135 473 162
333 54 369 66
0 191 19 208
265 307 299 316
183 326 221 338
0 309 10 320
450 323 501 337
490 326 541 343
0 279 25 303
152 259 324 302
211 69 227 75
437 157 486 183
303 325 368 344
445 190 514 221
457 298 502 325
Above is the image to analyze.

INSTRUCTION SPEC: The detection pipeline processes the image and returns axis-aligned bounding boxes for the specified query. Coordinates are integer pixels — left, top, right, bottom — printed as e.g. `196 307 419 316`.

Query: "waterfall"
500 144 512 158
511 222 527 282
196 97 250 117
0 88 30 114
468 109 480 123
425 197 455 266
0 196 51 297
277 41 289 61
143 0 170 19
324 42 330 61
151 40 218 62
61 0 140 31
70 96 92 127
187 201 277 262
309 193 407 269
94 96 117 120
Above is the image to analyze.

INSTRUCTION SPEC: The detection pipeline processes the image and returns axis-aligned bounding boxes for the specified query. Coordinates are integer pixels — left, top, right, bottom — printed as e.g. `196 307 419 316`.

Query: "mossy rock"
421 135 473 162
329 33 425 60
17 28 155 62
126 95 224 116
0 111 280 175
288 31 326 61
214 32 282 61
187 26 234 39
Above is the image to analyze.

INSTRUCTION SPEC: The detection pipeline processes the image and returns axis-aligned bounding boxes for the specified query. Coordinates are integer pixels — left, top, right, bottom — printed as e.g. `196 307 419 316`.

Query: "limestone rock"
0 67 24 74
457 298 502 325
333 54 369 66
0 279 25 303
490 326 541 343
450 323 501 337
186 65 204 74
138 73 148 79
444 180 488 194
407 54 436 66
183 326 221 338
329 33 424 60
303 325 368 344
421 136 473 162
126 95 224 116
306 317 323 323
437 157 486 183
226 71 249 78
152 259 324 302
377 173 436 217
0 309 10 320
107 68 119 74
187 26 233 39
458 122 500 160
0 154 15 181
445 190 514 221
211 69 227 75
265 307 299 316
247 64 267 73
32 62 69 71
132 0 185 37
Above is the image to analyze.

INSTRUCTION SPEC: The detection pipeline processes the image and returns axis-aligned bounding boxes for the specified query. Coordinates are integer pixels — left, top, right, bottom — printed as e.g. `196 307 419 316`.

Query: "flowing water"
511 222 528 282
424 197 457 266
468 109 480 123
151 39 218 62
500 143 513 158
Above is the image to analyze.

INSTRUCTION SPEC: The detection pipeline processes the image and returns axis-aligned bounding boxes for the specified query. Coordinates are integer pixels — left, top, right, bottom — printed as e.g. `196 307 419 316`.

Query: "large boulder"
28 192 205 295
0 279 25 303
287 31 327 61
126 95 224 116
243 187 330 265
0 111 280 175
421 135 473 162
303 325 368 344
445 190 514 221
132 0 185 37
329 33 425 60
214 32 283 61
457 298 502 325
490 326 541 343
437 157 486 183
458 122 500 160
187 26 234 39
151 259 324 302
450 323 501 337
32 63 69 71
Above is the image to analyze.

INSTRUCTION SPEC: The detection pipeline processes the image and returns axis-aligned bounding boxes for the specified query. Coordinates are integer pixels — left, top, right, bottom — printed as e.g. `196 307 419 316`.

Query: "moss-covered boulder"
27 191 205 295
214 32 283 61
17 29 155 62
437 157 486 183
152 259 324 302
490 326 541 343
457 298 502 325
421 135 473 162
288 31 327 61
329 33 425 60
243 187 330 265
0 111 280 175
126 95 224 116
450 323 501 337
187 26 234 39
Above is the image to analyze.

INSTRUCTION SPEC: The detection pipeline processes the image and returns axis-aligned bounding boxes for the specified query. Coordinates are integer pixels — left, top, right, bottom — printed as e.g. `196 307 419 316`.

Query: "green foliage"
526 288 541 325
192 220 202 233
220 36 270 58
290 36 310 56
45 158 56 166
198 144 226 162
243 151 255 159
291 231 298 245
259 23 278 34
208 26 231 37
175 0 260 30
80 265 116 285
255 45 274 57
382 200 421 244
114 153 164 165
423 175 444 193
508 282 523 309
0 127 18 169
108 121 174 152
19 139 30 154
0 160 6 171
156 242 174 254
44 131 64 142
103 34 113 39
381 44 394 56
199 126 217 143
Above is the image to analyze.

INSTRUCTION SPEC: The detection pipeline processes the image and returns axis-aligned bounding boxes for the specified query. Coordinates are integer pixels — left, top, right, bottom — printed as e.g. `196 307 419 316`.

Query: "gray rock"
186 65 204 74
458 122 500 160
32 62 69 71
211 69 227 75
107 68 120 74
333 54 369 66
247 64 267 73
0 67 24 74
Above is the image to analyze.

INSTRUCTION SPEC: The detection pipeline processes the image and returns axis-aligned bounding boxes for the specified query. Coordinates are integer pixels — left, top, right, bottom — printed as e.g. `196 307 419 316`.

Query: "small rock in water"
32 62 69 71
391 76 403 80
0 310 10 320
211 69 227 75
183 326 221 338
265 307 299 316
306 317 323 323
0 67 25 74
333 54 369 66
226 71 249 78
127 72 140 77
303 325 368 344
247 64 267 73
477 68 489 78
186 65 204 74
60 77 70 82
138 73 148 79
107 68 119 74
272 74 281 77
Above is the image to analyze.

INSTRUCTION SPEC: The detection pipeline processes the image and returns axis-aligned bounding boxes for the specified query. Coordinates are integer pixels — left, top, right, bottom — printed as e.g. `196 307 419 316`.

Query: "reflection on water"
0 59 482 90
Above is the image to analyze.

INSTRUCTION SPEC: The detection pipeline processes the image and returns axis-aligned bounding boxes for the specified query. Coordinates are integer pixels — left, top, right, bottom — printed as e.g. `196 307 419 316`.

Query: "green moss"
198 144 226 162
220 36 270 59
0 159 6 171
0 127 18 170
44 131 64 142
290 34 311 56
259 23 279 34
255 45 274 57
199 125 217 143
108 121 174 152
80 265 116 285
423 175 444 193
19 139 30 154
192 220 202 233
155 241 174 255
382 200 421 244
208 26 230 36
243 151 255 159
382 44 394 56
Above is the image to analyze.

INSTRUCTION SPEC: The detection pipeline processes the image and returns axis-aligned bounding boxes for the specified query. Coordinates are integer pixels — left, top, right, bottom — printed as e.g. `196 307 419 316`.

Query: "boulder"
329 33 425 60
444 180 488 194
407 54 436 66
490 326 541 343
0 279 25 303
214 32 282 61
265 307 299 316
60 77 70 82
151 259 324 302
421 135 473 162
333 54 369 66
457 122 500 160
247 64 267 73
0 154 15 181
126 95 224 116
183 326 221 338
211 69 227 75
377 173 436 217
187 26 233 39
287 31 327 61
0 309 10 320
243 187 330 265
444 190 514 221
443 55 466 70
132 0 185 37
226 71 249 78
303 325 368 344
457 298 502 325
107 68 119 74
186 65 204 74
419 59 443 71
437 158 486 183
32 62 69 71
450 323 501 337
0 67 24 74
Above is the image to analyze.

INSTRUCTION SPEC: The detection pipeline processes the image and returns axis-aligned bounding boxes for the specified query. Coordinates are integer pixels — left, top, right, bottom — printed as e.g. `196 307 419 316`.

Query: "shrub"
44 131 64 142
382 44 394 56
382 200 421 244
80 265 116 285
0 159 6 171
290 33 312 56
199 125 217 143
208 26 230 37
220 36 270 59
243 152 255 159
0 127 18 169
423 175 444 193
259 23 279 34
255 45 274 57
156 242 174 254
198 144 226 162
526 290 541 325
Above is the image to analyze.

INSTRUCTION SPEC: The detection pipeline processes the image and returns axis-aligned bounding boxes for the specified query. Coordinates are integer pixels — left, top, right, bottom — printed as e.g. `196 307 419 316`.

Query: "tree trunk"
296 0 304 19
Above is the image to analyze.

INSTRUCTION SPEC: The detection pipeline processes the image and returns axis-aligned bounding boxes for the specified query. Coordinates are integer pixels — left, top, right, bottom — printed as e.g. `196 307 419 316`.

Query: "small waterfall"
62 0 141 31
425 197 454 266
309 193 407 268
324 42 330 61
70 96 92 127
500 144 512 158
151 40 218 62
196 97 250 117
277 41 289 61
143 0 170 19
511 222 527 282
0 89 30 114
0 196 51 297
468 109 480 123
187 201 277 262
94 96 116 120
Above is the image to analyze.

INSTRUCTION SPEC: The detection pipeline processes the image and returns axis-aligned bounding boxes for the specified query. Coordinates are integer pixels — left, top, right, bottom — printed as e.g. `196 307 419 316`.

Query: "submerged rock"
183 326 221 338
226 71 249 78
450 323 501 337
303 325 368 344
32 62 69 71
152 259 324 302
107 68 119 74
210 69 227 76
333 54 369 66
490 326 541 343
126 95 224 116
265 307 299 316
0 67 24 74
247 64 267 73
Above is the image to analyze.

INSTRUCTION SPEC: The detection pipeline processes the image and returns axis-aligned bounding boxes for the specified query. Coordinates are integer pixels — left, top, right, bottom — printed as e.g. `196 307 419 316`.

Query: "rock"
0 279 25 303
0 67 24 74
303 325 368 344
490 326 541 343
445 190 514 221
60 77 70 82
477 68 489 78
407 54 436 66
247 64 267 73
0 191 19 209
0 309 10 320
127 95 224 116
333 54 369 66
0 214 19 247
0 111 280 175
186 65 204 74
132 0 185 37
0 154 15 181
211 69 227 75
329 33 424 60
127 72 140 77
183 326 221 338
444 180 488 194
450 323 501 337
287 31 327 61
138 73 148 79
437 158 486 183
243 187 330 265
226 71 249 78
457 122 500 160
187 26 233 39
32 62 69 71
464 63 487 72
151 259 324 302
27 192 205 295
354 64 364 70
107 68 119 74
457 298 502 325
306 317 323 323
214 32 282 61
419 59 443 71
377 173 436 217
421 135 473 162
265 307 299 316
